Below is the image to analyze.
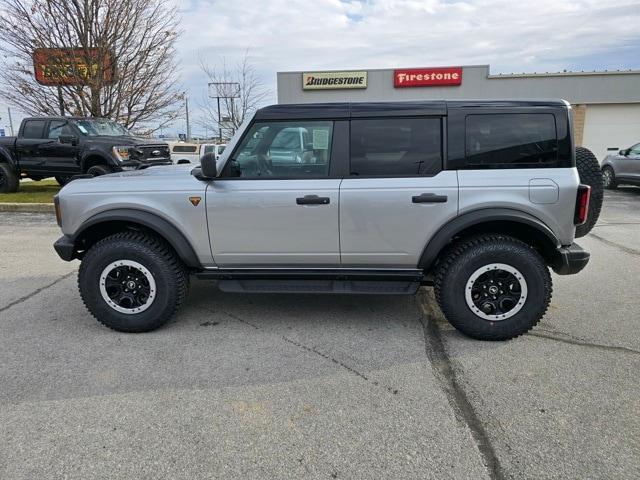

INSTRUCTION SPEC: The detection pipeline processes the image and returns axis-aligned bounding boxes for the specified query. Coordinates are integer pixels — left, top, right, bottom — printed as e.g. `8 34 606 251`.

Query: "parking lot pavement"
0 188 639 479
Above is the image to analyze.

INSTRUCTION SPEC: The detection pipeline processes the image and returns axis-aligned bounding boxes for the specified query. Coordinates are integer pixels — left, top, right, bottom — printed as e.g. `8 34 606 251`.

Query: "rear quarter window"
172 145 198 153
465 113 558 168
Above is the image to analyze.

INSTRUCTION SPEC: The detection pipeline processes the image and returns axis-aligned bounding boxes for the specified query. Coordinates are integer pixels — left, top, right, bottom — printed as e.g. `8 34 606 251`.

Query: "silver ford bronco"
53 100 603 340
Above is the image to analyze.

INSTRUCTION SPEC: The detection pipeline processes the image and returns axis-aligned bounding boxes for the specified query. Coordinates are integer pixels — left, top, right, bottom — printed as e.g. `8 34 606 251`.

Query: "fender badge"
189 196 201 207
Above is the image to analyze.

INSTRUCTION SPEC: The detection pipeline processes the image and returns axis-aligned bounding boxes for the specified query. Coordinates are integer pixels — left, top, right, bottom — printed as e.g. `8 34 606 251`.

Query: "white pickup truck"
169 142 226 164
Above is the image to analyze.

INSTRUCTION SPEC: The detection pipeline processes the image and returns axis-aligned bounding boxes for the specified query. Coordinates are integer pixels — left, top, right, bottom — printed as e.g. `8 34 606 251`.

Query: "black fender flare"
418 208 561 270
80 151 116 171
0 145 17 170
72 208 201 268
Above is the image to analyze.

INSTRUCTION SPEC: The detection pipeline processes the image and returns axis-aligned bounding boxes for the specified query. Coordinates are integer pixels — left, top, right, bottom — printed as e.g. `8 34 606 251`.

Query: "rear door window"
349 118 442 176
465 113 558 167
22 120 46 139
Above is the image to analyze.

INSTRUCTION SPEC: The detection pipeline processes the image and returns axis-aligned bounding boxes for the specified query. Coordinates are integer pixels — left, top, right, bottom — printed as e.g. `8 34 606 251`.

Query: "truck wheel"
87 165 113 177
434 234 552 341
601 166 617 190
575 147 603 238
78 231 189 332
55 175 72 186
0 163 19 193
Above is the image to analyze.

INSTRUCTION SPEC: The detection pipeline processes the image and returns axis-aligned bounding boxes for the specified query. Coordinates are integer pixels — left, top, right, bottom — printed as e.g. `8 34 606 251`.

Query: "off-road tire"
575 146 603 238
55 175 72 186
78 231 189 332
601 166 617 190
0 162 19 193
434 234 552 341
87 164 113 177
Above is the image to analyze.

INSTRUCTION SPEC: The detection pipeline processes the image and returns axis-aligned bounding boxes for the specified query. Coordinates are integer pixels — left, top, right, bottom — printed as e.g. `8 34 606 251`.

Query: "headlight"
112 146 131 161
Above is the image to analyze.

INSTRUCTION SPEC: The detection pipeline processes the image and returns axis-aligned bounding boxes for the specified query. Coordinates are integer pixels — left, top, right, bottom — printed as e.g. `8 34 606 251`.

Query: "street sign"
0 129 5 137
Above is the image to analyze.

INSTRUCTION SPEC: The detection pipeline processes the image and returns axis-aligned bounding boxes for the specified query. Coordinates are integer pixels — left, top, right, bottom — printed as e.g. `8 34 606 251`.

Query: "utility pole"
7 107 14 136
185 95 191 141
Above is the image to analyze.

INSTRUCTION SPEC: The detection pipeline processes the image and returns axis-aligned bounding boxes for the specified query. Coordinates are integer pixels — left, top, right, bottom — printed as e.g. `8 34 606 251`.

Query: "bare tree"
0 0 182 130
197 51 270 140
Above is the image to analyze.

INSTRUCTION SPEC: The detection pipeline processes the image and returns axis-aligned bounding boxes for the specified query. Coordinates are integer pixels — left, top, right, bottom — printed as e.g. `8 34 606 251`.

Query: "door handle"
412 193 448 203
296 194 330 205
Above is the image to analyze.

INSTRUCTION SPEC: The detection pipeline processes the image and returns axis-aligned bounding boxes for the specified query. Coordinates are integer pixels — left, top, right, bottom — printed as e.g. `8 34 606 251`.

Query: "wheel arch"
419 208 561 272
70 209 201 268
81 153 114 172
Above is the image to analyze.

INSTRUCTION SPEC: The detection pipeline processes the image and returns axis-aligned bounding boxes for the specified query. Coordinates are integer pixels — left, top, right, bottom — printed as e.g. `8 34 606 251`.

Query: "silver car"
601 143 640 189
52 100 602 341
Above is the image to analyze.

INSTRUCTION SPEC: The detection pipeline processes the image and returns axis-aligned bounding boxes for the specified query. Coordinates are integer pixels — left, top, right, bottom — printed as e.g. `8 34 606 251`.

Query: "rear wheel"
87 164 113 177
78 232 189 332
0 163 19 193
602 166 617 190
575 146 603 238
434 234 552 341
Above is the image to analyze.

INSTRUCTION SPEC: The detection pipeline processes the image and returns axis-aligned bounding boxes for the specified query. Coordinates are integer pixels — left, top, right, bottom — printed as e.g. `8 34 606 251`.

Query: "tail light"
574 185 591 226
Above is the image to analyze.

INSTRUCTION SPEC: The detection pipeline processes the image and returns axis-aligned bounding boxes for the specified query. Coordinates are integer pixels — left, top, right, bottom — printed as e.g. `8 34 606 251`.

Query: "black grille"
133 144 171 163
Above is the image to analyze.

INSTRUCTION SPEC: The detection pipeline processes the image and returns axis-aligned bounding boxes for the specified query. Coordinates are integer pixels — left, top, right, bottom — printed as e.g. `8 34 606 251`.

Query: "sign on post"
32 48 116 86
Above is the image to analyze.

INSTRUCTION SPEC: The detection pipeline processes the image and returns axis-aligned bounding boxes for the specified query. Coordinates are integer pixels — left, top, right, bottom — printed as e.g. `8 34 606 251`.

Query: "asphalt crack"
200 307 401 395
526 331 640 355
418 290 504 480
0 271 75 314
589 233 640 257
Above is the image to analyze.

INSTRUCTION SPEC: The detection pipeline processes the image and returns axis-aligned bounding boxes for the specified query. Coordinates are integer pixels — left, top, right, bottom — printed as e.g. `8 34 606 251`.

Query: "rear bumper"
552 243 590 275
53 235 76 261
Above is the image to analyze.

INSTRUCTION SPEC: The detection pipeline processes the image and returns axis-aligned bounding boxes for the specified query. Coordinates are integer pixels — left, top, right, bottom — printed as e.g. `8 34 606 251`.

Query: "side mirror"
200 152 217 178
59 134 78 146
620 149 629 156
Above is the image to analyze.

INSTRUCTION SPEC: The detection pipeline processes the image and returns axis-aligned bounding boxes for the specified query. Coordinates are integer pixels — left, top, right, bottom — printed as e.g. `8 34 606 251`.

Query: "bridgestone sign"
302 71 367 90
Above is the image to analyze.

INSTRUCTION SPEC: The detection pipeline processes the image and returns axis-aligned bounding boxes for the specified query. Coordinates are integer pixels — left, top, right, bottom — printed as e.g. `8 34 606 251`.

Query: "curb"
0 203 55 213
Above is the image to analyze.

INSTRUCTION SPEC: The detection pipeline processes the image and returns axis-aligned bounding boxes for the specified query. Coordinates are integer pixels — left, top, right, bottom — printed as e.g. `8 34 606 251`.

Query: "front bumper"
53 235 76 261
552 243 590 275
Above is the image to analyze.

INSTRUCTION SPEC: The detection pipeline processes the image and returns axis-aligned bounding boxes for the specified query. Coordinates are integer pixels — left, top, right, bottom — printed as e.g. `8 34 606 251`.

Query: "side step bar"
195 269 425 295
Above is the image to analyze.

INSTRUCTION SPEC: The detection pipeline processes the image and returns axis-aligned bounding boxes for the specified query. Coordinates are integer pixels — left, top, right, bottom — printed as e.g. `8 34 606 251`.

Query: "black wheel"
0 162 19 193
87 164 113 177
78 231 189 332
601 166 617 190
575 147 603 238
55 175 72 186
434 234 552 341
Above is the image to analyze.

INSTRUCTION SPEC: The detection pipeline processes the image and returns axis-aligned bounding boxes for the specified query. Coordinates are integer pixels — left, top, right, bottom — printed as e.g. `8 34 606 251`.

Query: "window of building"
465 113 558 167
349 118 442 176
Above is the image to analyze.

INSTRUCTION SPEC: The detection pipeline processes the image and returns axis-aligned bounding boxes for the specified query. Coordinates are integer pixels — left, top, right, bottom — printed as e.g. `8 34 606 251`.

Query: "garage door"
582 104 640 163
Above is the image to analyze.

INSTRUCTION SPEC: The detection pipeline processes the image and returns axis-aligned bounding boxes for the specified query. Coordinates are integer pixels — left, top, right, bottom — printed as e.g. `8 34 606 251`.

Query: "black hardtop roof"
255 99 568 120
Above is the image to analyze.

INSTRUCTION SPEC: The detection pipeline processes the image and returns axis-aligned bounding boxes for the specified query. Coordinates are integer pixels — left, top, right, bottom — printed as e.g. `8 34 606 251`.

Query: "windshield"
74 119 131 137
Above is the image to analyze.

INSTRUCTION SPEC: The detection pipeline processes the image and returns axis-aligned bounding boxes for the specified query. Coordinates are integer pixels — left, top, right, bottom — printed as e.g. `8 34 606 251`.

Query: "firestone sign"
394 67 463 88
302 71 367 90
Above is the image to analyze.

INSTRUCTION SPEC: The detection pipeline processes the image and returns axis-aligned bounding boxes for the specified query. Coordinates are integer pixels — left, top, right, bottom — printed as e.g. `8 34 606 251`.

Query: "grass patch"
0 179 60 203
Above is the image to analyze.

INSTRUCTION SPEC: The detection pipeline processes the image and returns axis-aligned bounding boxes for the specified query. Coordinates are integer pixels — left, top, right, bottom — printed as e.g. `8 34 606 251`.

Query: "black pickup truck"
0 116 171 192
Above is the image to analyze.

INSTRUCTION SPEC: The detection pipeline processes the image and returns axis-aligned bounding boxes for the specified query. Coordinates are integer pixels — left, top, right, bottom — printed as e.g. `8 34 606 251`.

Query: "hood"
86 135 168 146
59 164 203 195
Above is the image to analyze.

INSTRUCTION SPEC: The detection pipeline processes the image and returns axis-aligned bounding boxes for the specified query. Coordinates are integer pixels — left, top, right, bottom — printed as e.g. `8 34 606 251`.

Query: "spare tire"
575 146 603 238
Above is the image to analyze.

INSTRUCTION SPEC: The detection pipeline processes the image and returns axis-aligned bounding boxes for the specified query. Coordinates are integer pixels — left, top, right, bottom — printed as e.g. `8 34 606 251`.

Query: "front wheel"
87 164 113 177
602 166 617 190
434 234 552 341
78 232 189 332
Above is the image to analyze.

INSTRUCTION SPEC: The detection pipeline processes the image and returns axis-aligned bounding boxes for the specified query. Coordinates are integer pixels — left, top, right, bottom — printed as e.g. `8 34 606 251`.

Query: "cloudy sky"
2 0 640 135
